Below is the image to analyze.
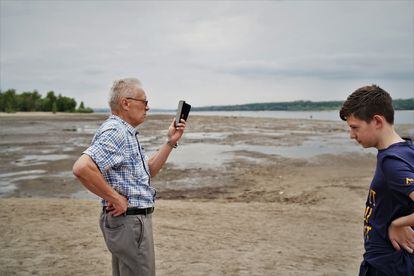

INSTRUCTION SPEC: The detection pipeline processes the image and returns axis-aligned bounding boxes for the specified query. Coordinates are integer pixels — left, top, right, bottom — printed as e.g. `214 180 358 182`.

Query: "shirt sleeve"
83 127 126 173
382 156 414 198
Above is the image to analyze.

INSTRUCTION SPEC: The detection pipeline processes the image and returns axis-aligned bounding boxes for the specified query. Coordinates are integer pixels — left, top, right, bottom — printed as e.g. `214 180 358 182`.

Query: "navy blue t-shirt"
363 140 414 275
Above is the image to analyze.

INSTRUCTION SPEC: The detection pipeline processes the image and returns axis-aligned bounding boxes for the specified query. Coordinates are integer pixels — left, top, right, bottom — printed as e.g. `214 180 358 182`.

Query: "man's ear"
120 98 129 111
372 115 385 129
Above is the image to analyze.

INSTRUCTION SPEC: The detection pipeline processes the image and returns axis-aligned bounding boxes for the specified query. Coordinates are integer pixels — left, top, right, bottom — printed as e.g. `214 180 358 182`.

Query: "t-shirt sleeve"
83 128 126 173
382 156 414 198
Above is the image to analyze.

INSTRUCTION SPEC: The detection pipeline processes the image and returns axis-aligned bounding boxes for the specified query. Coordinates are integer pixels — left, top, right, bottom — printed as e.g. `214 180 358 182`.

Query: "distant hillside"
193 98 414 111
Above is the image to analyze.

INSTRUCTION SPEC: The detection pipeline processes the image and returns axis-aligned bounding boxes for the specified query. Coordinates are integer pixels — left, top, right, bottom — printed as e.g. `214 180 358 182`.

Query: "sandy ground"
0 112 413 275
1 198 363 276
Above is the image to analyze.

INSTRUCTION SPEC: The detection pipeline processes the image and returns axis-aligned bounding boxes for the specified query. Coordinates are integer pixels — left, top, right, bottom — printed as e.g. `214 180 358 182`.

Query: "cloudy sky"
1 0 413 109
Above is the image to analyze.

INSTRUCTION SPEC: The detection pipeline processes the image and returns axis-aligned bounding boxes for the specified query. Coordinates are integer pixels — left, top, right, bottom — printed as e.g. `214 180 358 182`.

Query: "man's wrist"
166 140 178 149
111 193 127 206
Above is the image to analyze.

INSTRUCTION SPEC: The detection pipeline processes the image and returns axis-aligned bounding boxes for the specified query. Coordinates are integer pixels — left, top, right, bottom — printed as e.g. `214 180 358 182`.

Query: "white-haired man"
73 78 186 276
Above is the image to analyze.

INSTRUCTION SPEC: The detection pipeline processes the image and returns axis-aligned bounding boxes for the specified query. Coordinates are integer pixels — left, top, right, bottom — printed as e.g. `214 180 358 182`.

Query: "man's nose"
349 131 356 139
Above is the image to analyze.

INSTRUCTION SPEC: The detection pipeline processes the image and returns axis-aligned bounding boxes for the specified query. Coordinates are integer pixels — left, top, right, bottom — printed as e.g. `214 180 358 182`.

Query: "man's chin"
134 118 146 127
139 115 146 124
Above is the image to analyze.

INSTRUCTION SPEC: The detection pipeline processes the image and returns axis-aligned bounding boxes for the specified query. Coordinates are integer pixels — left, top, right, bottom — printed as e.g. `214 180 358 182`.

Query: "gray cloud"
208 54 414 80
1 0 413 109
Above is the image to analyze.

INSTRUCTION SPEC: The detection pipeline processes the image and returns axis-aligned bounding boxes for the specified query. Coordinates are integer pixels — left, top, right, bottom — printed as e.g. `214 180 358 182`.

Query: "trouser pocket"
100 213 144 255
133 215 144 248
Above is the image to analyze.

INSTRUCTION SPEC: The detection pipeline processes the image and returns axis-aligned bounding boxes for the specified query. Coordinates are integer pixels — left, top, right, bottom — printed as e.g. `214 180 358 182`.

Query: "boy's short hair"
340 85 394 124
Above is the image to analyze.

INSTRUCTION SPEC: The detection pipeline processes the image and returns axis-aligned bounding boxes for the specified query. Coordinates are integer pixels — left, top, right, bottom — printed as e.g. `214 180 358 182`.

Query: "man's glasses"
126 97 148 106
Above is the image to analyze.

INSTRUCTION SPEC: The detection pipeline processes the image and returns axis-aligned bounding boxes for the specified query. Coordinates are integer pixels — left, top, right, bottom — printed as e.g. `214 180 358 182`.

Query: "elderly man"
73 78 186 276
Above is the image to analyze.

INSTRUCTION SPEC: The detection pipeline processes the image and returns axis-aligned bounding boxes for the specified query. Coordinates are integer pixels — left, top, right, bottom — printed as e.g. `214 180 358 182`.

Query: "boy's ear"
372 115 385 128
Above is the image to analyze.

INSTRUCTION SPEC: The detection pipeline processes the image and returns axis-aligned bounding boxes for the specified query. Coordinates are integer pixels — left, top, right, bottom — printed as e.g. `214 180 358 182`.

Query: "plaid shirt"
83 115 155 208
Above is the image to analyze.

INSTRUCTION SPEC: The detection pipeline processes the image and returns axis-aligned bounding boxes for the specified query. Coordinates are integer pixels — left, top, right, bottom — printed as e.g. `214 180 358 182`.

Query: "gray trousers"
100 211 155 276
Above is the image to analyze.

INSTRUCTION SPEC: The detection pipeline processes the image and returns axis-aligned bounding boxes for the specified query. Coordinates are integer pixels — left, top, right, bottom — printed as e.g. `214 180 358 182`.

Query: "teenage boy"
340 85 414 275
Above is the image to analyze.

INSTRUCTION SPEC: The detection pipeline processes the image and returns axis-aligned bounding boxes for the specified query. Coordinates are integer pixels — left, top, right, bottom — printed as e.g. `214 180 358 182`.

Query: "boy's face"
346 114 379 148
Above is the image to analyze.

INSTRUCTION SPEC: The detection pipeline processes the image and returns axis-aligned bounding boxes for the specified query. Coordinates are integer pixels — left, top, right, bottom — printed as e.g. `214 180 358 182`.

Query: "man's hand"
167 118 186 145
388 222 414 253
148 118 187 177
105 195 128 217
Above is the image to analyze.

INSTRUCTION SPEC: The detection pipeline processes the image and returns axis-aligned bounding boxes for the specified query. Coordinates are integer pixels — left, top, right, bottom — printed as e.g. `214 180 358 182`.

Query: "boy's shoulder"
379 140 413 158
377 141 413 171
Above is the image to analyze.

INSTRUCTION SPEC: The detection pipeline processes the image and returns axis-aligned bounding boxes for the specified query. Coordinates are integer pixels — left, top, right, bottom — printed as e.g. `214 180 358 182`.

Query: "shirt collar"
109 114 139 136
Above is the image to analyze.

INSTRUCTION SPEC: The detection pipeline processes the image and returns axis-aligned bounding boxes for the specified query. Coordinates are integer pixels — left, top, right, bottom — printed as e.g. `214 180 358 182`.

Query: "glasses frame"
126 97 148 106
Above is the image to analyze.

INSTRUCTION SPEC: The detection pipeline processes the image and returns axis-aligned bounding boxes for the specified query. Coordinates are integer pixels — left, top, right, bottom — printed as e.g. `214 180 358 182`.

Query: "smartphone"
175 100 191 126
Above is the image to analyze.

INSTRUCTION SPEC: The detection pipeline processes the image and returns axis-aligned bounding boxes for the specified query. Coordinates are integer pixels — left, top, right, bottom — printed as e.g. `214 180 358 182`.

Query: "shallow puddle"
166 144 235 169
0 170 46 195
184 132 231 140
1 146 24 153
247 134 376 158
76 125 99 134
15 154 70 166
166 133 375 168
71 189 99 200
0 170 47 178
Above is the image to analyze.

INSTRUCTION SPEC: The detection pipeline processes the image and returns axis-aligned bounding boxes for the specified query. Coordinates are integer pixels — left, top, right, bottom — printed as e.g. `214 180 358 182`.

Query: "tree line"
193 99 414 111
0 89 93 113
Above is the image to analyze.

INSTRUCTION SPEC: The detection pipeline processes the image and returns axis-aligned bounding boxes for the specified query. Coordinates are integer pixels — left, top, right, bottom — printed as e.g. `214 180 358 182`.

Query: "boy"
340 85 414 275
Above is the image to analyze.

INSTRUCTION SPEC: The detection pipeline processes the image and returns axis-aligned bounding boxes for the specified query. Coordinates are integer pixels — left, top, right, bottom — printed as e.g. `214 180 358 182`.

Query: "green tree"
0 89 93 113
0 91 2 111
56 94 77 112
18 91 41 111
31 91 42 111
52 101 57 113
1 89 17 113
77 101 93 113
42 91 57 111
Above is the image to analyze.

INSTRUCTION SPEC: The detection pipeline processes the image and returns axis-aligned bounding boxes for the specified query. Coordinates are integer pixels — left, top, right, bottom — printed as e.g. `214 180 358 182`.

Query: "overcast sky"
1 0 413 109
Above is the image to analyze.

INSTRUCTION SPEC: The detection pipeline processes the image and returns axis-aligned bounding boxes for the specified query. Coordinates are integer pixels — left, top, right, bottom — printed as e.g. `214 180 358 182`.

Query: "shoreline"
1 110 413 125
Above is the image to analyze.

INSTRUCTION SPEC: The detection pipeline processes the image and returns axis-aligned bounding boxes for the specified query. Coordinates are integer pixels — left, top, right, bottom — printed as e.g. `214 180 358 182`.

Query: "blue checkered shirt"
83 115 155 208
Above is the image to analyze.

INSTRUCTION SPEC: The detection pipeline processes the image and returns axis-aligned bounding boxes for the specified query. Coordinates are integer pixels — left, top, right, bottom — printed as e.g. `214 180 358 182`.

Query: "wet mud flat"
1 112 413 275
0 112 412 204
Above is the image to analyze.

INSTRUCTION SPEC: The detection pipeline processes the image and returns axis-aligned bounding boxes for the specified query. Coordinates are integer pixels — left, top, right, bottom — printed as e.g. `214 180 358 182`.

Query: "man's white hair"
109 78 144 111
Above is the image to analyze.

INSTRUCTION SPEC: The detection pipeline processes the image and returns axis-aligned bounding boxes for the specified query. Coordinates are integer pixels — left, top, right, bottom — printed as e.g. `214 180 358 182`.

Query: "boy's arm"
388 192 414 253
383 156 414 253
392 192 414 226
